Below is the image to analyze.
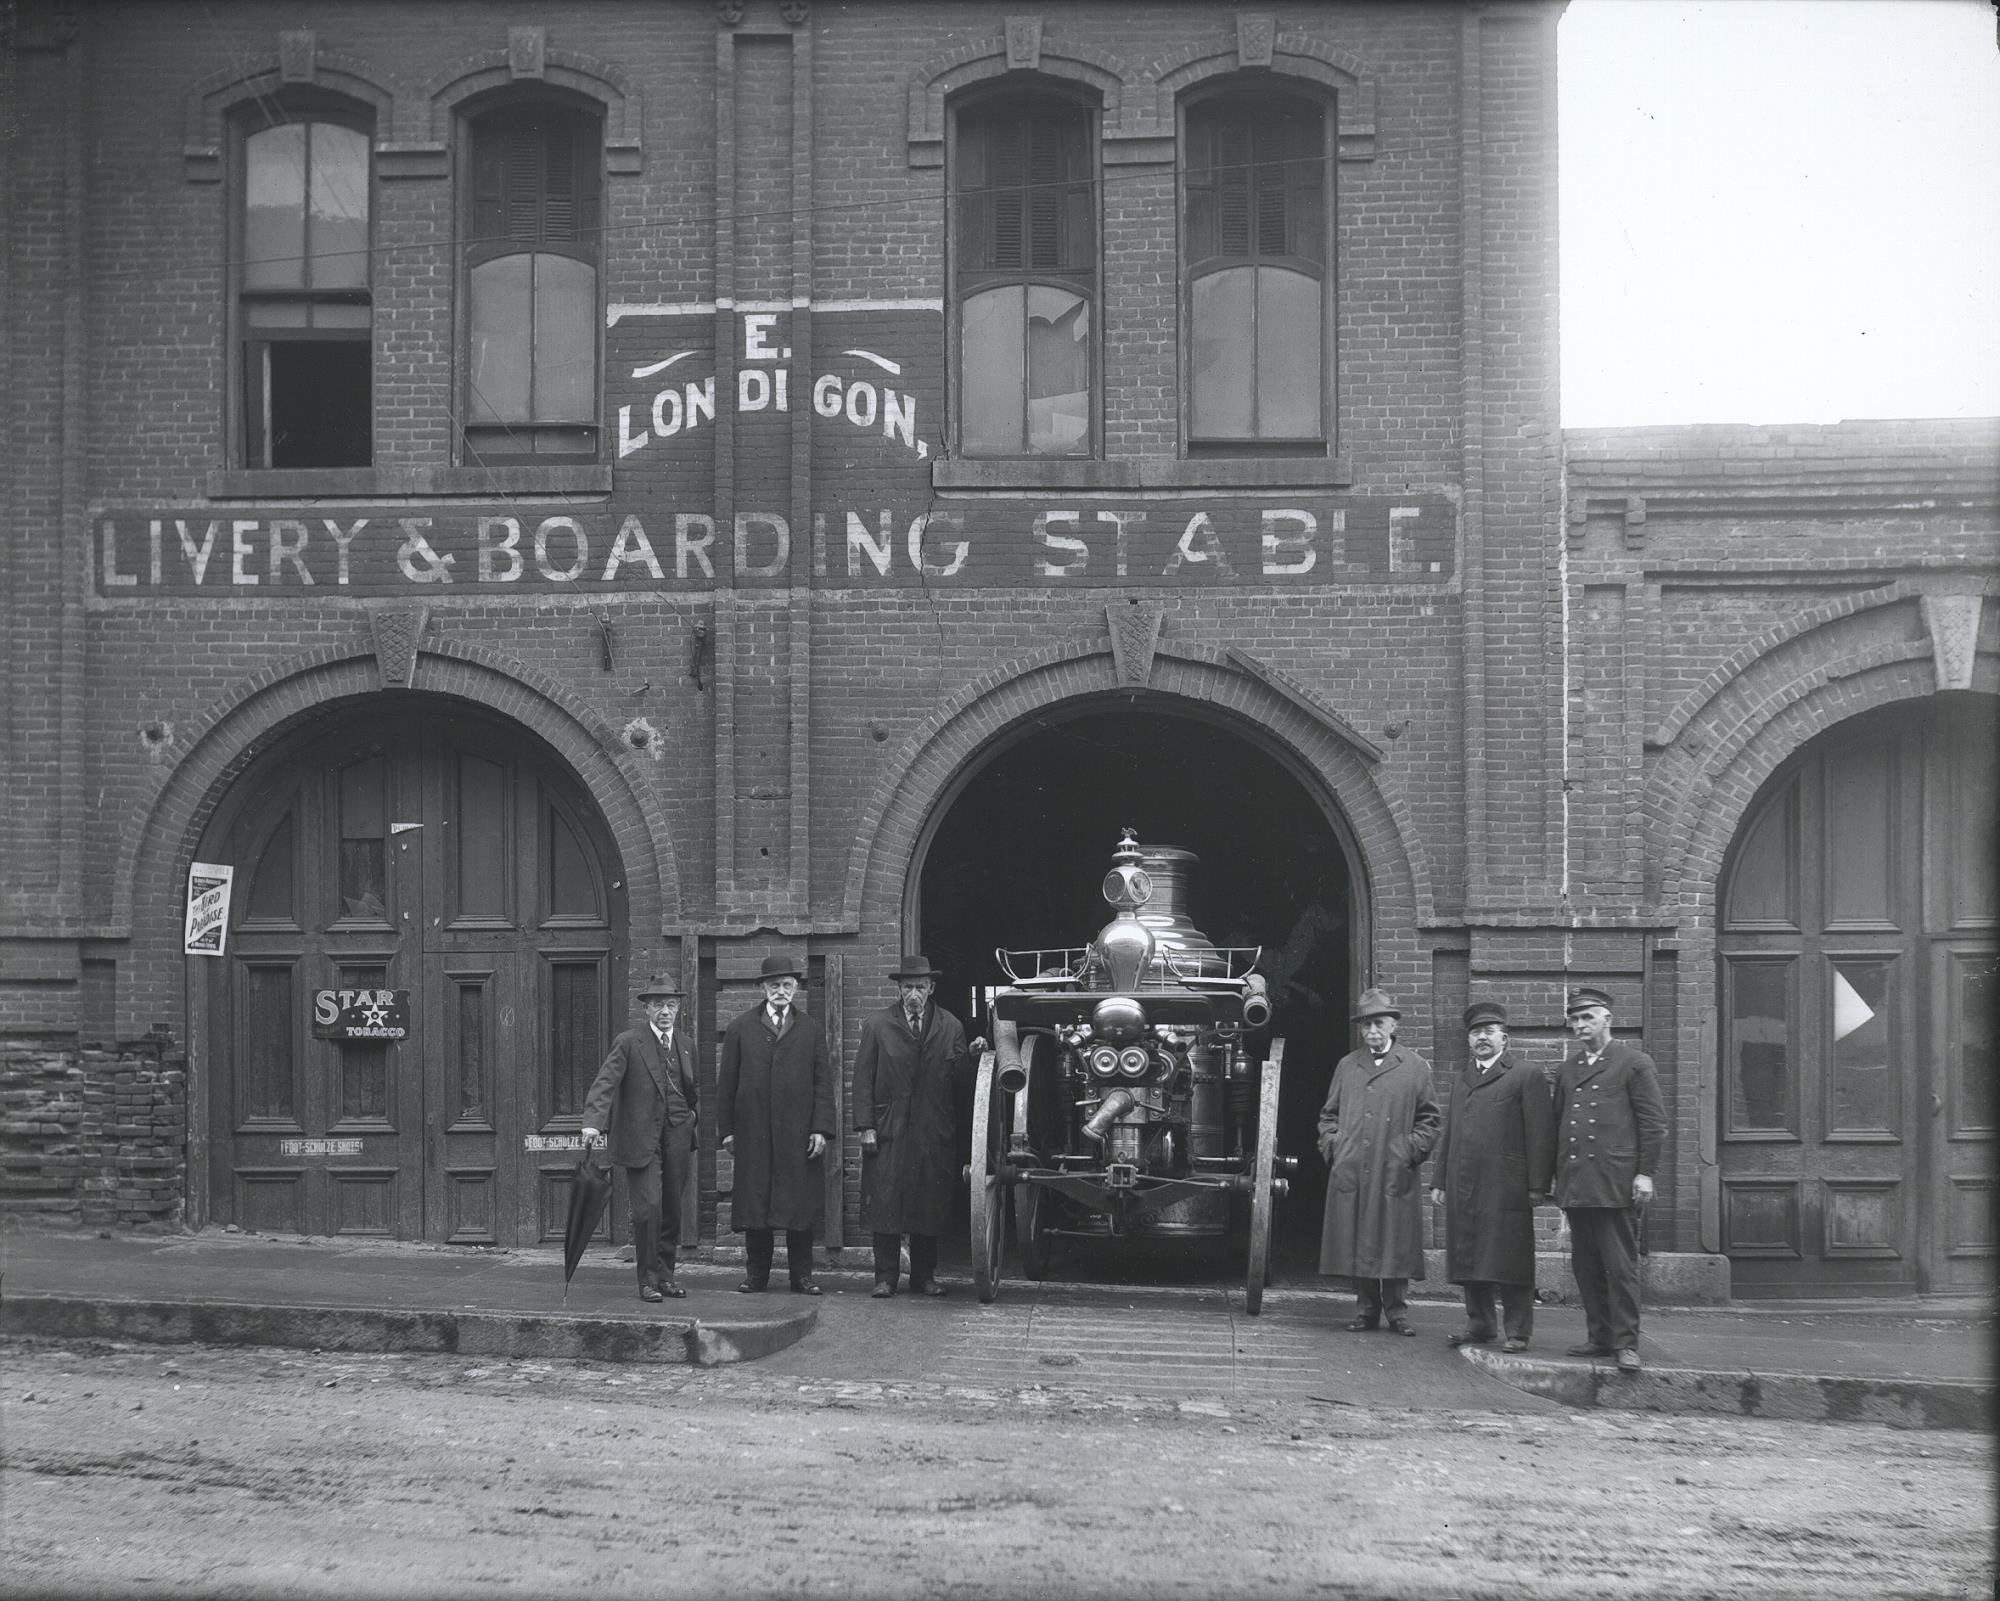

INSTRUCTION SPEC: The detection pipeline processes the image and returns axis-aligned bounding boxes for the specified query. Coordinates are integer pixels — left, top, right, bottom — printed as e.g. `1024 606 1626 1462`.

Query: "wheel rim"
970 1051 1004 1302
1246 1038 1283 1315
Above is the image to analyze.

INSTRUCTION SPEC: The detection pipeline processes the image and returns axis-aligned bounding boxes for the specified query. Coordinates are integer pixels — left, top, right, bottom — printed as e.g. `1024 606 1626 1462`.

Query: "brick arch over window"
841 643 1431 937
182 45 397 182
1649 614 1999 913
906 32 1133 165
117 647 680 1035
428 44 643 171
1149 28 1377 161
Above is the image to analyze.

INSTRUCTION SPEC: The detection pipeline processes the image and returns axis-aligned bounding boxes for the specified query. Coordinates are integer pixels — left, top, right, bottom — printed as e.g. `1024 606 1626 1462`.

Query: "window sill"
206 465 613 500
931 457 1353 492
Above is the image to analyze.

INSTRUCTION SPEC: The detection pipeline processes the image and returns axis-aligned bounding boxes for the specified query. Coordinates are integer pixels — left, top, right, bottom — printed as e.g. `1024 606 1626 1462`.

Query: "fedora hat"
1463 999 1508 1030
1565 986 1614 1017
757 954 806 982
889 954 942 981
1352 987 1401 1022
636 972 683 1000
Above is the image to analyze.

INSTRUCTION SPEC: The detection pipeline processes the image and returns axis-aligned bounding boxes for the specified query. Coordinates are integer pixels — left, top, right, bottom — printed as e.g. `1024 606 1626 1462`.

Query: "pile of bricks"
0 1033 185 1228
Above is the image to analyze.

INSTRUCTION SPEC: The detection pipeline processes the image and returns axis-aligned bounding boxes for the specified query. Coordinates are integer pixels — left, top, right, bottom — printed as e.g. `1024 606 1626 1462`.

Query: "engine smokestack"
995 1019 1027 1094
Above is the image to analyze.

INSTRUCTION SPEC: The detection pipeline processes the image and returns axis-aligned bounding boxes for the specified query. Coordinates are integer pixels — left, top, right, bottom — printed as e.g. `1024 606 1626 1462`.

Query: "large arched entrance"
1716 694 1996 1295
197 696 629 1244
912 697 1366 1276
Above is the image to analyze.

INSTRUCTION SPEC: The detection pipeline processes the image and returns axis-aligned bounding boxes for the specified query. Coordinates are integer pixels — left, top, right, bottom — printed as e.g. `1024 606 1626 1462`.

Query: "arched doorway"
912 697 1366 1276
198 696 629 1244
1716 694 1996 1295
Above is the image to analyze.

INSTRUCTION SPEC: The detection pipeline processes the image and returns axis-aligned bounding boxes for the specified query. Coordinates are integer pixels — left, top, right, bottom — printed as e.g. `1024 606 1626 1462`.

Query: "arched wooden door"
204 703 628 1243
1717 696 1996 1294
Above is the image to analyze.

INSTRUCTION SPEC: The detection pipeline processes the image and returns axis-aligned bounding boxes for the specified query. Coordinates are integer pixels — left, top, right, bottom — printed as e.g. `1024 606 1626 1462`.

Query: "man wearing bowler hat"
582 972 699 1301
718 955 836 1294
1430 1000 1555 1351
852 955 974 1297
1553 987 1667 1372
1317 988 1441 1335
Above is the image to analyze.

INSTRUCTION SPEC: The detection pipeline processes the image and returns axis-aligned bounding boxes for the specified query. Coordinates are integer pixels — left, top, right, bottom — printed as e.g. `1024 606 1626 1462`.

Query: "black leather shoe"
870 1281 895 1299
1565 1342 1611 1357
659 1280 686 1299
737 1279 768 1294
913 1280 947 1298
1446 1329 1493 1348
639 1283 664 1303
790 1278 823 1296
1386 1318 1417 1337
1345 1316 1379 1332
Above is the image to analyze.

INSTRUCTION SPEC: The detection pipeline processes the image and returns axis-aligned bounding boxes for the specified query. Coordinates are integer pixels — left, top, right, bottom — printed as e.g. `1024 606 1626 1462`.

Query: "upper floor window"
463 102 602 464
952 95 1097 458
236 113 373 469
1183 95 1329 450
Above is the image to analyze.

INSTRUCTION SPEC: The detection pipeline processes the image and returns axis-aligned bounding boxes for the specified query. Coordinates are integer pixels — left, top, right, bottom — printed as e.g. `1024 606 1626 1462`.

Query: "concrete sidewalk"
1 1225 1990 1428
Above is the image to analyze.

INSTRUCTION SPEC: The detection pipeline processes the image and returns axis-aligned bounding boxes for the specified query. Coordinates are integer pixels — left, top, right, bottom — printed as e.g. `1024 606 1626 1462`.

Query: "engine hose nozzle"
1082 1089 1137 1143
1241 973 1271 1030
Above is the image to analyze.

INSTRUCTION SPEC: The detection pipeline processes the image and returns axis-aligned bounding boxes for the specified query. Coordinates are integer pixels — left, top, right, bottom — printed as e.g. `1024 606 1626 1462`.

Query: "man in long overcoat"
718 954 836 1294
1318 988 1442 1336
1553 986 1667 1372
581 972 699 1301
1429 999 1555 1350
852 954 972 1298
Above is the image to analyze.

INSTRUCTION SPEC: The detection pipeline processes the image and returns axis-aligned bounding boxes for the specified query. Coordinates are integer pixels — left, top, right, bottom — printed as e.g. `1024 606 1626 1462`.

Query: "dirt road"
2 1337 1990 1599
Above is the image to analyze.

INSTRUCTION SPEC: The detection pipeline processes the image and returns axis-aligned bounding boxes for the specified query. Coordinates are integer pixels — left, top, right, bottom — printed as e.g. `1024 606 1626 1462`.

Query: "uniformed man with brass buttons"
1552 987 1667 1372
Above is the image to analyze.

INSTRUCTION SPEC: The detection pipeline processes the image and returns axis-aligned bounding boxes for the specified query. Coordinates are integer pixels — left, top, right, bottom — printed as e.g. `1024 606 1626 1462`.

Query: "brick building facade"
1 0 1991 1295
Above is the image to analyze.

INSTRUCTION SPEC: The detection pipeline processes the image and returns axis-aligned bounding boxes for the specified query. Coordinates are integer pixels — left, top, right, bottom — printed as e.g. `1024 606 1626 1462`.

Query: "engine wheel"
970 1050 1005 1303
1245 1037 1283 1316
1013 1034 1056 1280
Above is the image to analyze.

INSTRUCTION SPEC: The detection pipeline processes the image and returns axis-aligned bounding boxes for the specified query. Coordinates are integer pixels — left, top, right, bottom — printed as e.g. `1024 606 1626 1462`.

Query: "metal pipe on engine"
995 1018 1026 1094
1081 1088 1137 1143
1241 972 1271 1030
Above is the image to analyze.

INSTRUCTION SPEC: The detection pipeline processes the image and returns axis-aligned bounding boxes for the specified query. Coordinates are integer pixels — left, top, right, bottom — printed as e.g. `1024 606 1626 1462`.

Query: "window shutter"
988 119 1025 271
1029 122 1065 270
1254 117 1289 258
1216 120 1252 258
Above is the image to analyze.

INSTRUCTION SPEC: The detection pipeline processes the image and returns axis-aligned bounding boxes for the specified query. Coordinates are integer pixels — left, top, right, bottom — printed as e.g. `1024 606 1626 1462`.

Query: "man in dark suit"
1553 987 1668 1372
853 954 973 1298
1430 1000 1555 1352
582 973 698 1302
718 954 835 1295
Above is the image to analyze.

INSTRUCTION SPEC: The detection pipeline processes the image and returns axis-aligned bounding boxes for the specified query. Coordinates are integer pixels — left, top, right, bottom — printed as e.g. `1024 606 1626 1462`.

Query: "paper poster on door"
183 862 233 956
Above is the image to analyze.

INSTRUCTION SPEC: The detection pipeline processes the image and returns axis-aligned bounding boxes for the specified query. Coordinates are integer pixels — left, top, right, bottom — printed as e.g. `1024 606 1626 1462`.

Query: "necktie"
906 1005 922 1033
771 1006 788 1032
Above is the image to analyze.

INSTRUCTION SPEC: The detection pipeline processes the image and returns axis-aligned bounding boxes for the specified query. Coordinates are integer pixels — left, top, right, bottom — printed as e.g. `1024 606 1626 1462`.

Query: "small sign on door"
312 988 411 1041
184 862 234 956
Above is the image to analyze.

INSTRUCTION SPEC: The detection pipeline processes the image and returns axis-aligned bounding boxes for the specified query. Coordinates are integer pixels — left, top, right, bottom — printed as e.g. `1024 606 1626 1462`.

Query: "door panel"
210 704 624 1243
1719 697 1997 1294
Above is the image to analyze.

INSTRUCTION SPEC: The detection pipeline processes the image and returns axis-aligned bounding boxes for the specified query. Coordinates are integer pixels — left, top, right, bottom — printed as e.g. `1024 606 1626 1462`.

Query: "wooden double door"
1717 696 1996 1294
205 704 628 1243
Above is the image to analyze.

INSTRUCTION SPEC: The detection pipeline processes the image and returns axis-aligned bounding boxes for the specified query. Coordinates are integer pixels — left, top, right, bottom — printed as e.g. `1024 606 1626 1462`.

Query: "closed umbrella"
563 1153 614 1307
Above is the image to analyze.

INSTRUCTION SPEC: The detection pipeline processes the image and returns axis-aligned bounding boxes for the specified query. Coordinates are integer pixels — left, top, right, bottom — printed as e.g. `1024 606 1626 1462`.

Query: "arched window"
1183 92 1330 451
234 107 374 469
462 100 603 464
951 93 1098 458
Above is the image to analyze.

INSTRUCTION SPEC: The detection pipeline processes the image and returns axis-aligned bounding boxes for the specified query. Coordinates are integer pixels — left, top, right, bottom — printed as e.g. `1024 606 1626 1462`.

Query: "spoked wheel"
1013 1034 1055 1280
969 1049 1005 1303
1245 1037 1284 1316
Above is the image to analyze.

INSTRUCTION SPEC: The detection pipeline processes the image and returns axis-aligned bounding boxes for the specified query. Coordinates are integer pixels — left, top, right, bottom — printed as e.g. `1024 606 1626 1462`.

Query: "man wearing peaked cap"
718 954 836 1294
1317 987 1442 1336
852 955 974 1297
1430 1000 1555 1351
1553 987 1667 1372
582 972 698 1302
